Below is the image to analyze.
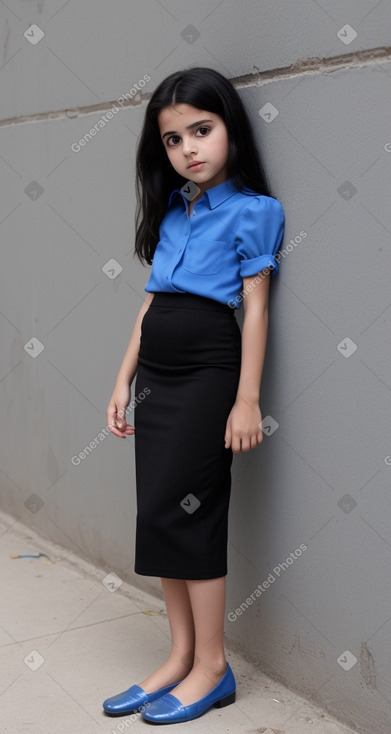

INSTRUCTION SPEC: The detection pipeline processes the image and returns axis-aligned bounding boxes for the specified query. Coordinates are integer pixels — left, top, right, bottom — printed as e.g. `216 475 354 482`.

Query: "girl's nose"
182 137 197 156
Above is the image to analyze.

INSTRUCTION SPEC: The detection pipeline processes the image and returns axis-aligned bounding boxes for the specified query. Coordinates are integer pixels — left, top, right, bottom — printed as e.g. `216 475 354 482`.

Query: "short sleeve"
235 195 285 277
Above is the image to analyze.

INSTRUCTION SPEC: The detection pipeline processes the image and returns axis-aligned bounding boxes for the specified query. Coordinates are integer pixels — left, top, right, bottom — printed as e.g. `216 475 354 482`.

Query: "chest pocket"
182 238 228 276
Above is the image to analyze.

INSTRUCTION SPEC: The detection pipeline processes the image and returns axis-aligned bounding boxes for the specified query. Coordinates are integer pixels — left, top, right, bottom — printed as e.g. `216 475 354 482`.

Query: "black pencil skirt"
133 291 241 580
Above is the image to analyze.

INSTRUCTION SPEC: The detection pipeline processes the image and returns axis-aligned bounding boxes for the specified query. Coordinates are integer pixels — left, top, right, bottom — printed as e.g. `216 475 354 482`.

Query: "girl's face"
158 103 229 191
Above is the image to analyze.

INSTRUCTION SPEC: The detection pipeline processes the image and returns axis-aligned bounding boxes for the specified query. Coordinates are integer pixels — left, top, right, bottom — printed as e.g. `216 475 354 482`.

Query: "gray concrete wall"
1 2 390 732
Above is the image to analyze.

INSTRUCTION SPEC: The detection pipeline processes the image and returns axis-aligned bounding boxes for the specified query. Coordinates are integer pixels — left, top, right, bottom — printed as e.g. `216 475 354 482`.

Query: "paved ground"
0 512 359 734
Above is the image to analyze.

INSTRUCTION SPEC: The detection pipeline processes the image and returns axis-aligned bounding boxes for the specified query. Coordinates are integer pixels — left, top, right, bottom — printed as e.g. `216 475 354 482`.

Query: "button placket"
172 214 190 273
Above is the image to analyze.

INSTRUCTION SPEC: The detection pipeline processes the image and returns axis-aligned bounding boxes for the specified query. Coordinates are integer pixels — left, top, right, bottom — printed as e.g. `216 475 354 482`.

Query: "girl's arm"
224 272 270 454
107 292 154 438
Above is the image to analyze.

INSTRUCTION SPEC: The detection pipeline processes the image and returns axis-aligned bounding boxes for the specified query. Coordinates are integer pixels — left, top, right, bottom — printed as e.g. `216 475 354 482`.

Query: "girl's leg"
137 577 195 692
167 576 228 706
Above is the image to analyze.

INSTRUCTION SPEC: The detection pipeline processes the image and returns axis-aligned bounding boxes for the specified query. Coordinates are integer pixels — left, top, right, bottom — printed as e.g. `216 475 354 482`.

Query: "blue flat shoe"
141 662 236 724
102 679 184 716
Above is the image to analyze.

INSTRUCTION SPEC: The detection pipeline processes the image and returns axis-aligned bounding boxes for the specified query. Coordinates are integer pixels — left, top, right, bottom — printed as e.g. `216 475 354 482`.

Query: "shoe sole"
142 690 236 724
103 707 143 716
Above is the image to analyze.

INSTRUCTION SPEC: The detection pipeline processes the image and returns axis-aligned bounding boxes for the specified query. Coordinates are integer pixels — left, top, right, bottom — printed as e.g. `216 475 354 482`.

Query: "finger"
116 407 127 430
250 434 259 449
231 436 241 455
224 426 232 449
108 425 126 438
240 437 251 453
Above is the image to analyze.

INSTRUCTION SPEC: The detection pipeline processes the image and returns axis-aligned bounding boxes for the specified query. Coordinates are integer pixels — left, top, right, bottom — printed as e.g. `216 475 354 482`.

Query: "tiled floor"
0 512 358 734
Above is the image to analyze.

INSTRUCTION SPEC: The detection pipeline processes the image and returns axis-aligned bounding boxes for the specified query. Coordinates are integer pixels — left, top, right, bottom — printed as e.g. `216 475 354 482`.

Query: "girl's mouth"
188 162 205 170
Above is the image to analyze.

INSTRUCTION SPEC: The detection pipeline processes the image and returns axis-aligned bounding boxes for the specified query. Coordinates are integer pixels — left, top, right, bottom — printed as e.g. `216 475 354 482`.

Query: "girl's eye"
166 126 211 147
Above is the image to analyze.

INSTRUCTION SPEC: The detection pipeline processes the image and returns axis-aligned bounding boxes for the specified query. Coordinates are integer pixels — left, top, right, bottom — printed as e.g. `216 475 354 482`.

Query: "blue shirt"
144 178 285 309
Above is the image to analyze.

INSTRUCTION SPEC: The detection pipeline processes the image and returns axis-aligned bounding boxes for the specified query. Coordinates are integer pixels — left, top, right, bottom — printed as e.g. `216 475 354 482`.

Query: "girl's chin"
185 167 207 178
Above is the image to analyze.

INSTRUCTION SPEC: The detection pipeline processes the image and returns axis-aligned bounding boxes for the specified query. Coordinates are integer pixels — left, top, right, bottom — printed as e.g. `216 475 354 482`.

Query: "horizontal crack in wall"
234 45 391 86
1 45 390 128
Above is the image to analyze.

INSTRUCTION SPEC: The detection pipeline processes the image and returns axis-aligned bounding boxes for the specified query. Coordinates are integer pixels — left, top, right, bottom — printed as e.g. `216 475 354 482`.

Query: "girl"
103 66 284 724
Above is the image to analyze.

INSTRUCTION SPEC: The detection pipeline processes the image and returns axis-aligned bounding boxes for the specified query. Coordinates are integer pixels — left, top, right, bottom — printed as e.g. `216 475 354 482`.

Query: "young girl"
103 66 284 724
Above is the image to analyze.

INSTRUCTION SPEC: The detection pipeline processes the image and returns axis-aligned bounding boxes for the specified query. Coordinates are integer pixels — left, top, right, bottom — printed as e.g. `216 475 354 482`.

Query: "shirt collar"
168 178 240 210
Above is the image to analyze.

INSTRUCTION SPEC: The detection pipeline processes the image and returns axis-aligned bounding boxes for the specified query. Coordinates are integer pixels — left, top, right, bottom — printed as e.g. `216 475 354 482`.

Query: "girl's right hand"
107 382 135 439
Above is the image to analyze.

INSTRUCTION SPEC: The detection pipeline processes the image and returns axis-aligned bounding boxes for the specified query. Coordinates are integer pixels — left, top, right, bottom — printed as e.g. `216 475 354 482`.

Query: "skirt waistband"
149 291 235 315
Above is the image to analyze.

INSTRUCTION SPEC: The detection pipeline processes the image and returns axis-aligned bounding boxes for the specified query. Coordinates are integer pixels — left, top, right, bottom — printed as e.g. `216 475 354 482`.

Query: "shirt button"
192 210 196 216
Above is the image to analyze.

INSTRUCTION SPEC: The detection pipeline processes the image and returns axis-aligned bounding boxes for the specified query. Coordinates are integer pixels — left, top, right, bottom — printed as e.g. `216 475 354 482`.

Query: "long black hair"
134 66 274 265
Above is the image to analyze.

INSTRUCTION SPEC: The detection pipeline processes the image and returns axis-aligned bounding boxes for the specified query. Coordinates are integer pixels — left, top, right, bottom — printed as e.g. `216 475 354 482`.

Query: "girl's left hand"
224 398 264 454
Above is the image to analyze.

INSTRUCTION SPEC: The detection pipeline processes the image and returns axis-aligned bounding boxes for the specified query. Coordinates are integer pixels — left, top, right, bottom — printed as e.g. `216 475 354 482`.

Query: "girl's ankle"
193 657 228 676
168 651 194 673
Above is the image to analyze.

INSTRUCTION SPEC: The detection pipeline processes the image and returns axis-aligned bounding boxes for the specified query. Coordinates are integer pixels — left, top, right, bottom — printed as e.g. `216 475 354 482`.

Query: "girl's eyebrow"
161 119 213 141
